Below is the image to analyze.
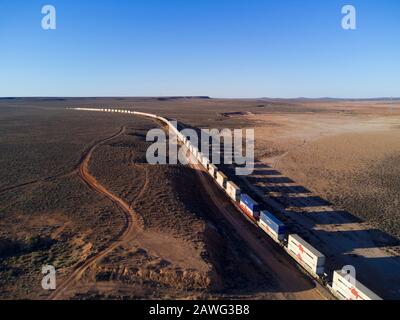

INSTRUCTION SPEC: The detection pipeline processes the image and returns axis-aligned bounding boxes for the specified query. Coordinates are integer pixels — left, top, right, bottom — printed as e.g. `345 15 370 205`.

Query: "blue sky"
0 0 399 98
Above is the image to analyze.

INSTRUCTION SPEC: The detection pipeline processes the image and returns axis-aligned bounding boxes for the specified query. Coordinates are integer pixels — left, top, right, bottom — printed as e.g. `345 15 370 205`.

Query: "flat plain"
1 97 399 299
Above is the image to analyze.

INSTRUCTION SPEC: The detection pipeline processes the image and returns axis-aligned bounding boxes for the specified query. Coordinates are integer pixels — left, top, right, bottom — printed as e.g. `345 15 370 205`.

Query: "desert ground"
0 97 399 299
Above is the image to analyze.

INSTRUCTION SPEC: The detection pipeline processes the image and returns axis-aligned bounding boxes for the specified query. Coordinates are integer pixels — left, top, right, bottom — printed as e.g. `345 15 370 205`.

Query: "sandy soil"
1 97 400 300
0 103 319 300
235 103 400 299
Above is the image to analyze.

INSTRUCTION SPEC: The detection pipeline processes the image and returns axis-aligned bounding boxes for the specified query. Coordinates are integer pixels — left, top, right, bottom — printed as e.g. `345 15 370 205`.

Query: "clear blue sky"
1 0 399 98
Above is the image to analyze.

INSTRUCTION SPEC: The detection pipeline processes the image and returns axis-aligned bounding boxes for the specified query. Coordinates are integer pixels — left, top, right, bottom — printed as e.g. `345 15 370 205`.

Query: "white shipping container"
208 164 217 178
288 234 325 275
201 156 210 170
196 152 203 164
258 219 283 242
332 270 382 301
216 171 228 189
225 181 241 202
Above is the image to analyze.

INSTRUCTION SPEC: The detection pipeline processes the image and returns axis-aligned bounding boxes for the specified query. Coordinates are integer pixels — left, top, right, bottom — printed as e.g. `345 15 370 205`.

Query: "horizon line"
1 96 400 101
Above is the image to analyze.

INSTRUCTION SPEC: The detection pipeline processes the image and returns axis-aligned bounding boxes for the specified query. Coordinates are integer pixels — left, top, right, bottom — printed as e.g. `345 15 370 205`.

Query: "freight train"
70 107 383 301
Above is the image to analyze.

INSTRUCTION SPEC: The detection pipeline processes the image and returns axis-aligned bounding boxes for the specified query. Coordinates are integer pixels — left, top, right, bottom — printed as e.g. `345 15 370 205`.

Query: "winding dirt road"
50 126 144 300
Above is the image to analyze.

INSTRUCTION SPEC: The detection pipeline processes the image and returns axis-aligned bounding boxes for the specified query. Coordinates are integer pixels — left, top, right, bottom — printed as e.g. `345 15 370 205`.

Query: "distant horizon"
1 96 400 101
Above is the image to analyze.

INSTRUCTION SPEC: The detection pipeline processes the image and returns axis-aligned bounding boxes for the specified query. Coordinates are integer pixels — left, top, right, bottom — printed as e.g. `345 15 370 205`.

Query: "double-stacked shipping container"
225 181 241 202
287 234 325 276
239 194 260 221
259 211 285 242
331 270 382 300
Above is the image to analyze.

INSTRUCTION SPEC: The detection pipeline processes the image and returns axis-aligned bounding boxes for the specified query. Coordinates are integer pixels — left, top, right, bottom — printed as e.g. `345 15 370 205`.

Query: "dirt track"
50 126 144 300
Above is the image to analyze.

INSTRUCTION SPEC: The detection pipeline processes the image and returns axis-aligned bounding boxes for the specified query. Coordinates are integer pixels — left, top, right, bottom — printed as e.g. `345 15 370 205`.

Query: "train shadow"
327 254 400 300
189 166 318 296
175 123 400 298
232 161 400 299
294 210 363 225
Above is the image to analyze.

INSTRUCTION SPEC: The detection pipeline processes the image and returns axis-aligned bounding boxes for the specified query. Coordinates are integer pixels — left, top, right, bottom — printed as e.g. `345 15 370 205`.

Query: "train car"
239 194 260 220
208 164 218 179
200 155 210 170
216 171 228 189
196 151 204 164
225 181 241 202
191 147 199 161
287 234 325 276
177 133 184 142
331 270 382 301
258 211 286 242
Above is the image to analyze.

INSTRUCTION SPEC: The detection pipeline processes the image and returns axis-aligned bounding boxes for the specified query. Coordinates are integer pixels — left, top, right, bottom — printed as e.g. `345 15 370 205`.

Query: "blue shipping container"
240 194 260 212
260 211 285 234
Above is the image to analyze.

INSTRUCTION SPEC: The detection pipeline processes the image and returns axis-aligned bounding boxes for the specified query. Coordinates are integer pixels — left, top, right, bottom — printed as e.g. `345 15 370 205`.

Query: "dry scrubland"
0 104 132 299
278 132 400 239
0 99 278 299
1 97 400 299
83 127 278 299
244 103 400 240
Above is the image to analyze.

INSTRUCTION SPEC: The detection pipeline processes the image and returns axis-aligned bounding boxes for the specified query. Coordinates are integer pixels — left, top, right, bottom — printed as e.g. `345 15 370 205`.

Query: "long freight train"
71 107 383 301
